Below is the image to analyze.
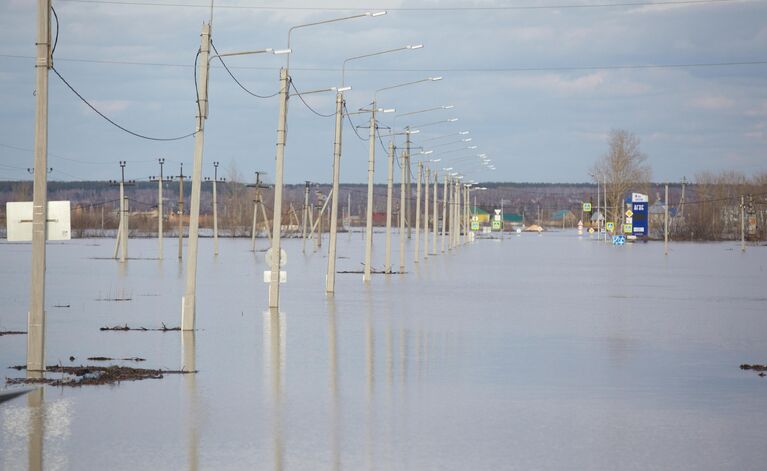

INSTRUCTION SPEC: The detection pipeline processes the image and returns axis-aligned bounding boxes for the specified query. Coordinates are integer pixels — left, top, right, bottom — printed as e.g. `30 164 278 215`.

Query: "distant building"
470 207 491 223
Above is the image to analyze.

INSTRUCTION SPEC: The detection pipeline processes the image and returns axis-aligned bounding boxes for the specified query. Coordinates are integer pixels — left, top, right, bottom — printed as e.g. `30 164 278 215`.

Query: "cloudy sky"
1 0 765 184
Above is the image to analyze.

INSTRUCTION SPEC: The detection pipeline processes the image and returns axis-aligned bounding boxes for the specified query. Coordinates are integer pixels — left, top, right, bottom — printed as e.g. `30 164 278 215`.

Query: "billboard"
630 193 648 237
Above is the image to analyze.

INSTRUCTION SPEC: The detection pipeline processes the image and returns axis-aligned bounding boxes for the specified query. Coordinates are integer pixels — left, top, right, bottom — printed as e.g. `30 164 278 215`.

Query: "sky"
0 0 766 185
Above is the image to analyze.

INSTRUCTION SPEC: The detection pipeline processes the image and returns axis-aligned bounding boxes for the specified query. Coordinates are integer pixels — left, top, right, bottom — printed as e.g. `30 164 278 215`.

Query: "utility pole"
149 158 168 259
399 141 407 272
432 171 438 255
316 190 324 249
212 161 221 255
326 90 344 293
302 181 310 253
176 163 185 260
249 171 270 252
384 141 395 273
182 21 211 330
664 183 669 256
363 105 377 282
441 175 448 253
269 67 289 309
27 0 51 372
500 198 505 240
423 165 429 260
405 130 412 239
111 161 134 263
678 176 687 218
741 194 746 252
414 162 422 263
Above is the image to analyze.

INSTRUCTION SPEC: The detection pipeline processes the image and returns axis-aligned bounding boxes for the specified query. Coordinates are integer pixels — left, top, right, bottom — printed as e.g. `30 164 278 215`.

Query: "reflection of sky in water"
0 233 766 470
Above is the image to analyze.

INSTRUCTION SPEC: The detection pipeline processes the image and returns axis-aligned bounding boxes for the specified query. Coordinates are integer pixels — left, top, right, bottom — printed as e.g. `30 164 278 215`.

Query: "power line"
52 66 197 141
5 53 767 73
343 103 369 142
210 41 279 99
289 80 335 118
56 0 756 12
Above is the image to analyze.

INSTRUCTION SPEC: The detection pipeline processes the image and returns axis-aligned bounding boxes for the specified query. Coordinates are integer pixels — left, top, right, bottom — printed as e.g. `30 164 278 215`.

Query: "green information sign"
471 221 480 231
492 220 501 230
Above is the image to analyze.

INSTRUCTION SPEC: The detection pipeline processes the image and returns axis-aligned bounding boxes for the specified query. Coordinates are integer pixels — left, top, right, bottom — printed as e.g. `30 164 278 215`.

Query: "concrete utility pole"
423 165 430 260
157 158 165 259
432 171 438 254
405 131 412 239
249 171 270 252
182 22 211 331
500 198 505 240
112 162 135 262
302 181 310 253
741 195 746 252
363 105 377 282
384 141 395 273
269 67 289 309
26 0 51 372
664 183 669 256
177 163 185 260
399 143 407 272
441 175 448 253
212 161 220 256
316 190 324 249
326 91 344 293
414 162 422 263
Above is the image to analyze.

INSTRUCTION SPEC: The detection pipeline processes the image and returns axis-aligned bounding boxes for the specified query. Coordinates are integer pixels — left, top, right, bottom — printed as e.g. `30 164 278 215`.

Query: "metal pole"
596 177 600 239
414 162 422 263
664 183 669 255
604 174 607 243
424 165 429 260
182 22 211 331
432 171 438 254
269 68 289 309
120 161 128 263
213 162 218 256
384 141 394 273
448 178 454 251
326 91 344 293
27 0 51 371
501 198 504 240
158 158 164 259
441 175 448 253
363 105 376 282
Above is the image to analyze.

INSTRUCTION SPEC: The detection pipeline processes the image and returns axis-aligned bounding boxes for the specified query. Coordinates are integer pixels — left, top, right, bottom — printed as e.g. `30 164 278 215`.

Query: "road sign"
588 227 594 234
612 235 626 245
494 214 501 221
606 221 615 231
265 248 288 267
583 203 592 212
494 209 501 215
471 221 479 231
6 201 71 241
623 223 632 234
492 220 501 230
632 193 649 203
625 209 633 218
471 215 479 223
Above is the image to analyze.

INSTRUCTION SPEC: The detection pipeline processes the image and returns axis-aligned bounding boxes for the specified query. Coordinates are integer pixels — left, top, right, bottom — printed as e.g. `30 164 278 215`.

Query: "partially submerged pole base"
181 296 195 331
26 311 45 372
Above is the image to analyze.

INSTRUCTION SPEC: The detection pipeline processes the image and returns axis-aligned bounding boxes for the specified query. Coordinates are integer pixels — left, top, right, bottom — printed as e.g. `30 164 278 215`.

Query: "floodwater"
1 231 766 470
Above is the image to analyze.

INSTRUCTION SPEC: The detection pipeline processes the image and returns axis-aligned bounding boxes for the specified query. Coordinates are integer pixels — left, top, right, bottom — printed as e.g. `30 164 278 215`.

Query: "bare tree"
592 129 652 224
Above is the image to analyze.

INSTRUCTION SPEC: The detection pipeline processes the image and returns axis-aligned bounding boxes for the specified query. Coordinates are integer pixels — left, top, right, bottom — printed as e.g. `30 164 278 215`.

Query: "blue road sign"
612 235 626 245
630 193 649 237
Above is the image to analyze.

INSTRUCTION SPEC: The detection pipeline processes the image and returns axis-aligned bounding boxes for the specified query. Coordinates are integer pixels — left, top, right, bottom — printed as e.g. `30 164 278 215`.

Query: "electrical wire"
343 103 369 141
289 80 335 118
51 6 60 58
209 41 279 99
52 67 197 141
56 0 755 12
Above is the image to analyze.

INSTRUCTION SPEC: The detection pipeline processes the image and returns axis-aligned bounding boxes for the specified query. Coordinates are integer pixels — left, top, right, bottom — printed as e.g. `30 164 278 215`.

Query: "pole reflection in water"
182 331 198 471
263 308 285 471
327 299 341 471
365 291 375 470
27 376 44 471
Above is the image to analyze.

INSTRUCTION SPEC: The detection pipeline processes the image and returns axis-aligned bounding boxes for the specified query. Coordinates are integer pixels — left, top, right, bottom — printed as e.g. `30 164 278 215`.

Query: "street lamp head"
459 130 469 135
381 108 395 113
335 86 352 92
407 44 424 49
462 138 472 142
272 48 292 55
443 105 455 109
433 158 442 162
429 76 443 81
447 118 458 122
367 11 388 16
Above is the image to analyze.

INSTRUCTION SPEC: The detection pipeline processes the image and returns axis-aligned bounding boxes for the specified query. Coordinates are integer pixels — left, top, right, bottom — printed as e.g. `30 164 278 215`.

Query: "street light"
182 30 283 331
269 12 386 309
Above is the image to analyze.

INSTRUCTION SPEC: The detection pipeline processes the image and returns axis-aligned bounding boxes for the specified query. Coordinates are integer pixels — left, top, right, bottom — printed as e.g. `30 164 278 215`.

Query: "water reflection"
327 299 341 471
365 291 375 470
263 309 285 471
182 332 198 471
27 379 43 471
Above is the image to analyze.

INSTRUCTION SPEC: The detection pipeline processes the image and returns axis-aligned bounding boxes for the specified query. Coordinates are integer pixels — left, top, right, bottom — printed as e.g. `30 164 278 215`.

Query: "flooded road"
1 232 766 470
